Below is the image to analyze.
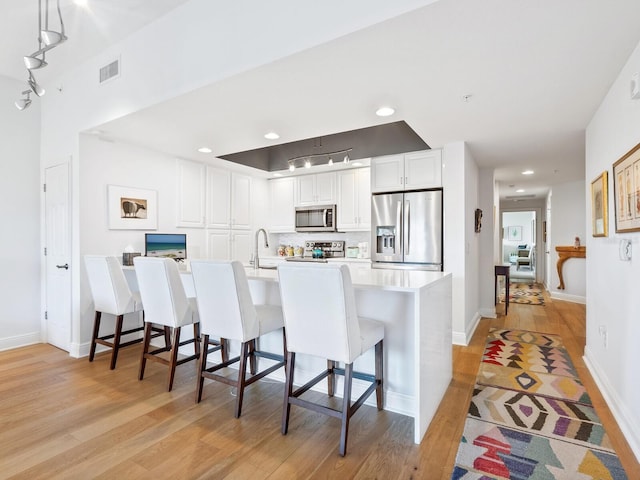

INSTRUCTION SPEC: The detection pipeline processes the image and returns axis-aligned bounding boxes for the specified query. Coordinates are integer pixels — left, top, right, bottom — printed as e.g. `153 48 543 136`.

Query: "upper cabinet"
337 168 371 231
296 172 336 206
269 176 296 232
206 167 251 230
371 149 442 193
176 159 206 228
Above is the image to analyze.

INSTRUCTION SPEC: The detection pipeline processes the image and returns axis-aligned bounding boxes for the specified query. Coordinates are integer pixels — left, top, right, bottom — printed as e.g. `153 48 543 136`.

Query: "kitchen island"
126 263 452 444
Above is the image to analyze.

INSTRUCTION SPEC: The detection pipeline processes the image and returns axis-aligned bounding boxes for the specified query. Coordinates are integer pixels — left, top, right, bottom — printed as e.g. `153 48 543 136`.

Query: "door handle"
405 200 410 255
56 263 69 270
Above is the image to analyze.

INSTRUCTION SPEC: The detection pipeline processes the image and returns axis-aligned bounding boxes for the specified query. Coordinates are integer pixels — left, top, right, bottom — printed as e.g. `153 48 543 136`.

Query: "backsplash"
271 231 370 258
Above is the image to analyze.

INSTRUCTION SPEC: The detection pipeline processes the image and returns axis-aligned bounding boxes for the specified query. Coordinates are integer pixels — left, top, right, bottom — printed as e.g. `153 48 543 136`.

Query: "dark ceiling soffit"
219 121 429 172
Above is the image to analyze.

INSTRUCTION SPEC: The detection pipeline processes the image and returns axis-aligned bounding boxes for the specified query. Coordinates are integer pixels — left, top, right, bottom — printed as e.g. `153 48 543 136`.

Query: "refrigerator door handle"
397 200 403 254
405 200 410 255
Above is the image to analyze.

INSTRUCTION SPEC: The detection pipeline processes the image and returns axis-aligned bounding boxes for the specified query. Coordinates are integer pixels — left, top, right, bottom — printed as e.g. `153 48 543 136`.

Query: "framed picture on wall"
507 225 522 241
591 170 608 237
613 141 640 233
108 185 158 230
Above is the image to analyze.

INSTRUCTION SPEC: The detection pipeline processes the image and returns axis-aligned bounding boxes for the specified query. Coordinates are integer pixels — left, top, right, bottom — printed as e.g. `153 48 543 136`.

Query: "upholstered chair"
84 255 148 369
134 256 213 391
190 260 286 418
277 263 384 456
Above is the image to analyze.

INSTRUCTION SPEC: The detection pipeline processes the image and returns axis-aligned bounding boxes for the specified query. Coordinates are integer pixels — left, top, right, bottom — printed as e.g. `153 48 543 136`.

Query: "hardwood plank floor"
1 292 639 479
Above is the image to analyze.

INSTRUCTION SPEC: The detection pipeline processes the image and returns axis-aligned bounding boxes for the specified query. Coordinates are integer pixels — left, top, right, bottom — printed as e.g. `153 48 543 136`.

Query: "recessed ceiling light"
516 189 525 193
376 107 395 117
198 147 212 153
522 170 534 175
264 132 280 140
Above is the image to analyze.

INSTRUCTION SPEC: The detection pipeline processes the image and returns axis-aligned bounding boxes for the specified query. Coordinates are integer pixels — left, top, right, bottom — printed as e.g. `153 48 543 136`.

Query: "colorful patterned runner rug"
501 283 545 306
451 328 627 479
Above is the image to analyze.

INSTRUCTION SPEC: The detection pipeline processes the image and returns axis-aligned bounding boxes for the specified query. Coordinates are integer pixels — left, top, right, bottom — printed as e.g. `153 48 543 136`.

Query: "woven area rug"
451 328 628 479
501 283 545 306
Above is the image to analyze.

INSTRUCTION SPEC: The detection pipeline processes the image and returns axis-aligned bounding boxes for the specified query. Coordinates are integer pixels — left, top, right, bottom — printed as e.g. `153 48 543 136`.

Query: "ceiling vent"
99 58 120 84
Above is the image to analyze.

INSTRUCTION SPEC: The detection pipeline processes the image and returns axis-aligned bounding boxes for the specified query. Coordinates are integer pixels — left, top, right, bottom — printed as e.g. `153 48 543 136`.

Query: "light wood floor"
1 293 639 479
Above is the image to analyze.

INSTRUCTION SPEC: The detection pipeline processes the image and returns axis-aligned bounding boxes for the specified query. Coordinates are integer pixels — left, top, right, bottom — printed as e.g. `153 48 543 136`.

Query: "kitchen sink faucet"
254 228 269 269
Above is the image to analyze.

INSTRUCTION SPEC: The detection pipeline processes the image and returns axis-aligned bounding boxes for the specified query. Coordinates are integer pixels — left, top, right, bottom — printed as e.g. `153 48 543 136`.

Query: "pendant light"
28 71 45 97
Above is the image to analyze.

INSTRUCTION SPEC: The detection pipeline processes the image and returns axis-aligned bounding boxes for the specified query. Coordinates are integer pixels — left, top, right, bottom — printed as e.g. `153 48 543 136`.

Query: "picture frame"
613 141 640 233
107 185 158 230
507 225 522 241
591 170 608 237
474 208 483 233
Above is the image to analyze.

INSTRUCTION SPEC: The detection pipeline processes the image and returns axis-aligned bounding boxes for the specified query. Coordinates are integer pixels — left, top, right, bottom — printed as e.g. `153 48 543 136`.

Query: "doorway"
502 210 538 283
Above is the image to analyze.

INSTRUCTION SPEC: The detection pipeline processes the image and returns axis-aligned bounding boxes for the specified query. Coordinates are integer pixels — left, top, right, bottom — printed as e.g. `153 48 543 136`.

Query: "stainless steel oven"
295 204 337 232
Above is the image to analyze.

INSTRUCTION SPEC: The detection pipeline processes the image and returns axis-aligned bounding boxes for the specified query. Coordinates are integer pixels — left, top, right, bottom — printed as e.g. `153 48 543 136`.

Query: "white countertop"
244 263 450 293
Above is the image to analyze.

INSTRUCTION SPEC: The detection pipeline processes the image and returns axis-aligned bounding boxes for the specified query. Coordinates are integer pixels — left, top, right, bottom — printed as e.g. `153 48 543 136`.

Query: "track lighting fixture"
287 147 353 171
17 0 68 111
15 90 33 111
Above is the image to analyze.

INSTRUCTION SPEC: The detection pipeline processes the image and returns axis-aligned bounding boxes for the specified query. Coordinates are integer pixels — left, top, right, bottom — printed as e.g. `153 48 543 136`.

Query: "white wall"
585 38 640 461
0 75 41 350
547 180 586 302
478 168 497 318
444 141 481 345
502 211 535 262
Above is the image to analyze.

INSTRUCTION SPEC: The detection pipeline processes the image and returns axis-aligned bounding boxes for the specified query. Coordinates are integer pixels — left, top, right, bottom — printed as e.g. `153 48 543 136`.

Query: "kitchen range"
283 240 345 263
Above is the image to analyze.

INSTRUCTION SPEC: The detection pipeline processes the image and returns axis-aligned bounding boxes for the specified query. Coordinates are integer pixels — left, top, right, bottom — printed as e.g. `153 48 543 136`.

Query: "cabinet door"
269 177 296 232
371 154 404 193
296 175 316 205
231 230 251 263
206 166 230 228
231 173 251 229
207 230 231 260
177 159 206 227
404 149 442 189
337 170 358 230
356 168 371 230
314 172 336 204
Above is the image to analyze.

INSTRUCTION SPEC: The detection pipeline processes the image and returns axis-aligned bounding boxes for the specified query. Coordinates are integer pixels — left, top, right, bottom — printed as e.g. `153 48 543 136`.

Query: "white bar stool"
84 255 156 370
277 263 384 456
134 257 220 391
190 260 286 418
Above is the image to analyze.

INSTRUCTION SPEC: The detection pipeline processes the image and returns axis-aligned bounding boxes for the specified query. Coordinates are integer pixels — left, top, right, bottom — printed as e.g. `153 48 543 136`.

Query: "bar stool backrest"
278 263 361 364
133 257 192 328
84 255 138 315
190 260 258 342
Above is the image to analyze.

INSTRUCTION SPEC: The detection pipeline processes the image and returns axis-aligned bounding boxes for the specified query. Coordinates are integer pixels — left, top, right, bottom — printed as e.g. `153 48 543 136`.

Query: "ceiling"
4 0 640 201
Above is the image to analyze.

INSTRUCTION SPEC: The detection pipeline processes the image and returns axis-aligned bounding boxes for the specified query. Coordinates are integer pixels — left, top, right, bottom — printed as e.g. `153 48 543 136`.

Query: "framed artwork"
507 225 522 241
613 141 640 233
591 171 608 237
108 185 158 230
474 208 483 233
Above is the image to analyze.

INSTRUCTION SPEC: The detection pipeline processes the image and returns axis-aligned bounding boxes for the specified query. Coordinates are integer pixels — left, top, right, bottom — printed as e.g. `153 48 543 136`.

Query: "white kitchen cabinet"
337 168 371 231
296 172 336 206
207 230 251 263
176 159 206 227
269 177 296 232
371 149 441 192
206 167 251 230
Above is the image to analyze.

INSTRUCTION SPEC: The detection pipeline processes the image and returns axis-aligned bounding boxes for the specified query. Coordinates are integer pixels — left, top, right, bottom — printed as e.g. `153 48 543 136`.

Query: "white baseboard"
549 291 586 304
0 332 42 352
452 312 482 346
583 346 640 463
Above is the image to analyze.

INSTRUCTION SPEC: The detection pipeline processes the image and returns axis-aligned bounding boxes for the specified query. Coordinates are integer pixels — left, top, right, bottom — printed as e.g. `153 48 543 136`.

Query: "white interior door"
45 163 71 351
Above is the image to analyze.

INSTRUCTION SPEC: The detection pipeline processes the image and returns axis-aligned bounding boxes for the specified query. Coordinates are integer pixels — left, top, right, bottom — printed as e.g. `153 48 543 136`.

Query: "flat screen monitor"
145 233 187 261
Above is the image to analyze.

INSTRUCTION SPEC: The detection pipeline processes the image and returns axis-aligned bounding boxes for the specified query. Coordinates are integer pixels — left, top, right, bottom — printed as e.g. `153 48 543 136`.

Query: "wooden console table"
555 246 586 289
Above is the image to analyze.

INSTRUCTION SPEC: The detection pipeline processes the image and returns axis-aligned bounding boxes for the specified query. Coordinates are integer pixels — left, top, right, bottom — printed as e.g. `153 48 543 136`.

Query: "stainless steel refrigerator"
371 189 443 270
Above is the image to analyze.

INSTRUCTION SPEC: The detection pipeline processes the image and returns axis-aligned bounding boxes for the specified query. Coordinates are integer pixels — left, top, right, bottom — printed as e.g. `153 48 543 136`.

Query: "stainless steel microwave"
295 204 337 232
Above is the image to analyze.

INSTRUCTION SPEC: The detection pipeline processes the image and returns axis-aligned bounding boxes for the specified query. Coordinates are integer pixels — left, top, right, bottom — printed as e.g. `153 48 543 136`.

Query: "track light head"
24 54 47 70
28 71 45 97
41 30 67 47
15 90 33 110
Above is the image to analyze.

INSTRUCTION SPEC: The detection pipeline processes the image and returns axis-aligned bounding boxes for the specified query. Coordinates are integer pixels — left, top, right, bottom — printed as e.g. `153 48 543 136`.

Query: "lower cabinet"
207 230 251 263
